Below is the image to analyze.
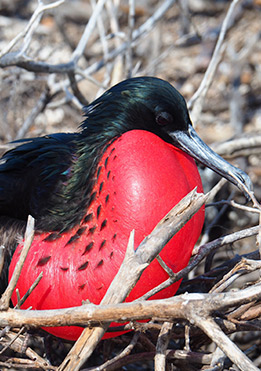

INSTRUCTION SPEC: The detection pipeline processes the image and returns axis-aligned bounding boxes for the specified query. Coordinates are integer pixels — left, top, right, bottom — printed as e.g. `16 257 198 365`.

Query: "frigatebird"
0 77 252 340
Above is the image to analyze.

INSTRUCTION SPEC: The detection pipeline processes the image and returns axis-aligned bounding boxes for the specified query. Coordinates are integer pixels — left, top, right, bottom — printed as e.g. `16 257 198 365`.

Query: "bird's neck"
37 130 119 233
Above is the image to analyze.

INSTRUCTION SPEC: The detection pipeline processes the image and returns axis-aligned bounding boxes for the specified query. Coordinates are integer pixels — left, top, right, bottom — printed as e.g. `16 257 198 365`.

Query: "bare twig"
90 0 111 83
17 272 43 308
83 349 213 371
0 246 5 279
157 255 175 278
0 216 35 310
0 283 260 329
87 331 140 371
71 0 107 65
105 0 124 85
207 199 260 215
155 322 173 370
210 347 227 369
188 0 242 123
212 134 261 160
126 0 135 78
15 89 52 140
68 72 89 107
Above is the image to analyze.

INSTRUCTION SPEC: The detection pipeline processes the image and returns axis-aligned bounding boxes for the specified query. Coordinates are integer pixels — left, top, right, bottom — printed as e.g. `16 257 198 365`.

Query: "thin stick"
15 89 52 140
155 322 173 371
207 200 261 215
18 272 43 308
0 245 5 278
88 331 140 371
0 282 261 329
188 0 242 123
68 72 89 107
0 216 35 310
90 0 111 83
126 0 135 78
71 0 107 65
157 256 174 278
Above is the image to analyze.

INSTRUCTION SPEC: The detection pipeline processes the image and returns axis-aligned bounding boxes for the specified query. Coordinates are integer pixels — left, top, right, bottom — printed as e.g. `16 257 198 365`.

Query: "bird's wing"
0 133 77 222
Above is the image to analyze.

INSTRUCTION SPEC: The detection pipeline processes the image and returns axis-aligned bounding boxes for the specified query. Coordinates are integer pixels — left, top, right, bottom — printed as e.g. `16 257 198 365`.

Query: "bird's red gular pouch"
9 130 204 341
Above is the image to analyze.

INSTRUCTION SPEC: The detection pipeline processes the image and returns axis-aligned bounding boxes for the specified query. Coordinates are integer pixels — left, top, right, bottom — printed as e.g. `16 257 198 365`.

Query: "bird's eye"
156 111 173 126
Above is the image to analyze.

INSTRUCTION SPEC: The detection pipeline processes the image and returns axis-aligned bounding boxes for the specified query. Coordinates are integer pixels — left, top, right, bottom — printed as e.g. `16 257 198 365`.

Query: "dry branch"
212 135 261 160
15 89 53 140
86 331 141 371
155 321 173 370
188 0 242 122
0 216 35 311
0 283 261 329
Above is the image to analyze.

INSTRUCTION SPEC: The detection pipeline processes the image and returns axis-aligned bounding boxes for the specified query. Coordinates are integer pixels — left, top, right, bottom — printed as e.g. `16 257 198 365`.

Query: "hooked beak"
170 125 253 198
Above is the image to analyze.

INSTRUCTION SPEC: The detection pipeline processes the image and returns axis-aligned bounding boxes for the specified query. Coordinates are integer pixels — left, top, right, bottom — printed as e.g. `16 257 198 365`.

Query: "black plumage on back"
0 133 77 228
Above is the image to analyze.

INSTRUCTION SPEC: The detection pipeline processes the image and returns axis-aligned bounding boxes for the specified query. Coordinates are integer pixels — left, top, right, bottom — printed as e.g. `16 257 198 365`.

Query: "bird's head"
81 76 252 197
82 77 190 139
